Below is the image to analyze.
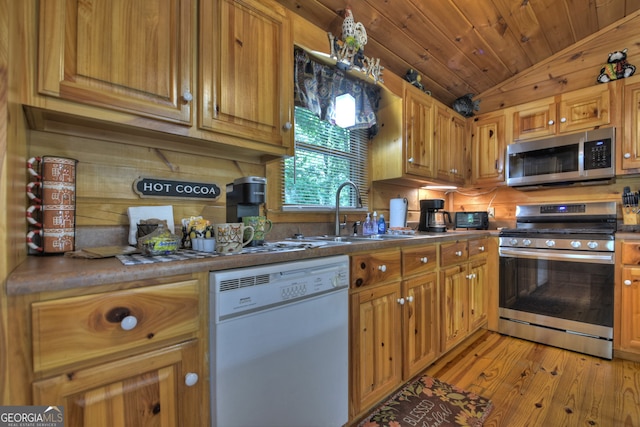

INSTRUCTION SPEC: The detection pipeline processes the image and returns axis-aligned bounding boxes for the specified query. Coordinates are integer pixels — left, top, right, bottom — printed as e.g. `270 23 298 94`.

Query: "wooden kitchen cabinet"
401 245 439 379
471 110 507 186
513 85 611 141
38 0 194 124
440 238 489 352
27 275 209 427
404 83 436 178
434 105 468 184
621 76 640 171
199 0 294 148
617 242 640 356
35 0 293 154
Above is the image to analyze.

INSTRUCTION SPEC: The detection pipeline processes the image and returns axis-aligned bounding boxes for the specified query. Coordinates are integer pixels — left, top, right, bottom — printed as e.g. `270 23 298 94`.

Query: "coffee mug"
26 204 76 229
242 216 273 243
214 223 254 254
27 181 76 205
27 228 75 253
27 156 77 183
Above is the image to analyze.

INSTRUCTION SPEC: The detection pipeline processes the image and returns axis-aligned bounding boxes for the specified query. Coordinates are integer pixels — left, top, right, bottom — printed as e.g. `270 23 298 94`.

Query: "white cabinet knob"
408 157 414 163
478 246 485 252
120 315 138 331
466 273 477 280
185 372 199 387
625 153 632 159
560 117 567 123
406 296 414 303
455 251 463 256
548 120 555 125
182 91 193 102
420 257 428 263
397 297 405 305
378 264 387 272
624 279 632 286
283 121 292 130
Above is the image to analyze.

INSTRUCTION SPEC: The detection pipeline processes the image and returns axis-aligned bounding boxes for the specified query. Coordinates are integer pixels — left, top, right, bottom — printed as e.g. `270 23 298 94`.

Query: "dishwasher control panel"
211 255 349 321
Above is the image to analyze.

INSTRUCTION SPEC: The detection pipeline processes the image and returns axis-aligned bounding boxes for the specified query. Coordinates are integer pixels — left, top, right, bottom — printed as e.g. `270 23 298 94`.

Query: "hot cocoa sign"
133 177 221 200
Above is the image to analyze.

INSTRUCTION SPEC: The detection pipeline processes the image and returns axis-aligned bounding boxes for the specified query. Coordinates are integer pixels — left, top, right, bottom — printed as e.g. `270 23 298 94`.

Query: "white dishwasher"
210 255 349 427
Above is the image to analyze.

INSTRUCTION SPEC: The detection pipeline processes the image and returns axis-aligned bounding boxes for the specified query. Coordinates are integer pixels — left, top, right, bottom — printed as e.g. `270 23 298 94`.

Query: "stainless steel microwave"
506 127 615 189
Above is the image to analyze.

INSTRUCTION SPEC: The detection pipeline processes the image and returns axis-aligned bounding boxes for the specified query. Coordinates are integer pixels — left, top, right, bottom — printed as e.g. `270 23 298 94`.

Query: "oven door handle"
499 247 614 264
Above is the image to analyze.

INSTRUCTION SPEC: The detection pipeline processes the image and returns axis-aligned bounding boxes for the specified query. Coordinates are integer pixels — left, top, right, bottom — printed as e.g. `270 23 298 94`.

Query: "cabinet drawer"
440 241 468 267
621 242 640 265
351 249 401 288
402 245 438 277
32 279 200 372
469 238 490 258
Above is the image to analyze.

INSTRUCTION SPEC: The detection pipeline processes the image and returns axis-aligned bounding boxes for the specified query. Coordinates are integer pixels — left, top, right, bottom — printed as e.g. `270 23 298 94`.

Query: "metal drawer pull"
378 264 387 272
185 372 199 387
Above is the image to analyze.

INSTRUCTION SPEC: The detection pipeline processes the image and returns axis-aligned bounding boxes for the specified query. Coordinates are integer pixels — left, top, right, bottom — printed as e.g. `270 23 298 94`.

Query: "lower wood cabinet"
618 241 640 356
22 274 210 427
33 340 202 427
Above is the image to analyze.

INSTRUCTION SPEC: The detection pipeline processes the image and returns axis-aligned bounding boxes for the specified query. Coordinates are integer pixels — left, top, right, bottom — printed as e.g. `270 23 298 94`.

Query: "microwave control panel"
584 138 612 170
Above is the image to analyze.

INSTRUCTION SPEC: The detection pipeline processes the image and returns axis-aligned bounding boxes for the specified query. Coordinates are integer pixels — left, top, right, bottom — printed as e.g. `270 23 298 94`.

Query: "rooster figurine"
342 8 367 51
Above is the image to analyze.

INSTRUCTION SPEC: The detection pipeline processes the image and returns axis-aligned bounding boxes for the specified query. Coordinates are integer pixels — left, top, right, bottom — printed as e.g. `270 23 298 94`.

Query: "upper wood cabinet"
622 77 640 171
404 84 436 178
470 110 506 186
434 105 467 185
35 0 293 154
38 0 194 124
513 85 611 141
199 0 294 148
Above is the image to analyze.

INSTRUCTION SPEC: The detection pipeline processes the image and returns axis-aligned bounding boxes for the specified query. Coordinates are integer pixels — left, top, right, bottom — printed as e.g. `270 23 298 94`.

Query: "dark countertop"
7 231 496 295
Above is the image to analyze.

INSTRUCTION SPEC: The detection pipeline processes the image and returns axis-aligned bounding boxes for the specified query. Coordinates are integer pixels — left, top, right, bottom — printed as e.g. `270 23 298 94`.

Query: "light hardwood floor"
422 330 640 427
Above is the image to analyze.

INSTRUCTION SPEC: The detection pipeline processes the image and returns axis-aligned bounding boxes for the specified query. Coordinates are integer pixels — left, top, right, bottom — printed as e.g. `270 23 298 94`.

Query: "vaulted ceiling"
275 0 640 108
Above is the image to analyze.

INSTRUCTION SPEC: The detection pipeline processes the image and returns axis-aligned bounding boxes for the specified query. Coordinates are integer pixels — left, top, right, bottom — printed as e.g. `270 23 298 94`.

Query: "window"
281 106 369 210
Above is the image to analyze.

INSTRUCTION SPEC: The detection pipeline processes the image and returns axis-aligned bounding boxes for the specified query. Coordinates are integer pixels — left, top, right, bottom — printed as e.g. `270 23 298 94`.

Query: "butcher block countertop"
7 231 495 295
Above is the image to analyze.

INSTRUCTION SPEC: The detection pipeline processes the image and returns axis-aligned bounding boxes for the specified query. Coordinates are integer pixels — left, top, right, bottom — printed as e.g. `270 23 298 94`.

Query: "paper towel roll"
389 198 408 228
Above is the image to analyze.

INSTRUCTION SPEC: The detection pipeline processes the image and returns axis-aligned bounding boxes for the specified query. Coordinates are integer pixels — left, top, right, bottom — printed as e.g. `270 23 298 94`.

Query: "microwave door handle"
499 247 613 264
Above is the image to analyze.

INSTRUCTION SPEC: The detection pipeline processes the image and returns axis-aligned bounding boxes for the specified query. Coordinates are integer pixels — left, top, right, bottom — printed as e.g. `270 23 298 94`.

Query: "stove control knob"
545 240 556 248
522 239 532 247
587 241 599 249
570 240 582 249
509 238 518 246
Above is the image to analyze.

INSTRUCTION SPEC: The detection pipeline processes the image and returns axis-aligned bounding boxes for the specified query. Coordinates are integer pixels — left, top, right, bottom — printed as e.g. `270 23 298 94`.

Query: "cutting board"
127 206 175 245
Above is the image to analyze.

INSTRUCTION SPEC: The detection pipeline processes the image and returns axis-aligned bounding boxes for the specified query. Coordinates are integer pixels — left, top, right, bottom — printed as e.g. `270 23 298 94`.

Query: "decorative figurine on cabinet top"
597 48 636 83
452 93 481 117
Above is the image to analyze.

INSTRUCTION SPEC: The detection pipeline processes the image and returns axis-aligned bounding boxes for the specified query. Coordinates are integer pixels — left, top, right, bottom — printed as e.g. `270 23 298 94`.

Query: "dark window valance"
294 48 380 133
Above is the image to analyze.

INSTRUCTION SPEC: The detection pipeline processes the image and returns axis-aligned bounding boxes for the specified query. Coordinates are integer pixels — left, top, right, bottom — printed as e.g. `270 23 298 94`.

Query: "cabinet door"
200 0 293 148
33 341 204 427
513 97 556 141
622 81 640 170
558 86 610 134
620 267 640 353
404 85 436 177
471 112 506 185
440 264 469 352
403 272 439 379
469 259 488 331
350 282 402 415
38 0 193 124
434 106 467 184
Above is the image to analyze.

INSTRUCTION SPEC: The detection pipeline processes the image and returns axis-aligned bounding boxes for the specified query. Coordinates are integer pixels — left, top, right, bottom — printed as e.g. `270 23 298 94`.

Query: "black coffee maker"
226 176 266 223
418 199 452 232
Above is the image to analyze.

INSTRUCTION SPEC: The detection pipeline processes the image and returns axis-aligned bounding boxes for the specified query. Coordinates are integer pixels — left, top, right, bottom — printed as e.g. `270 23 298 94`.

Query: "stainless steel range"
498 201 616 359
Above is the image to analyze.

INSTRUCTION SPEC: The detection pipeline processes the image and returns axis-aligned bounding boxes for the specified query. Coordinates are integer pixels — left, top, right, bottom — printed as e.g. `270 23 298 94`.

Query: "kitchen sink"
299 234 417 243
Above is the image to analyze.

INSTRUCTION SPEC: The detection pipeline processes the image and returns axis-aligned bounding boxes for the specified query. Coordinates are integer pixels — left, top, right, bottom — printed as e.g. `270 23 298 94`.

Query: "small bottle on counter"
363 213 374 235
372 211 378 230
378 214 386 235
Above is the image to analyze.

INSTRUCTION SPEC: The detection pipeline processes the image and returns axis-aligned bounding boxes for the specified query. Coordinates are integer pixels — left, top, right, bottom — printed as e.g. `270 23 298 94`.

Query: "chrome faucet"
335 180 362 236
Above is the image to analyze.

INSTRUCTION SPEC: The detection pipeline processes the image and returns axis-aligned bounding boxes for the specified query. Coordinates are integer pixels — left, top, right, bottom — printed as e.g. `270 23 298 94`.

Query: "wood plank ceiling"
275 0 640 108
